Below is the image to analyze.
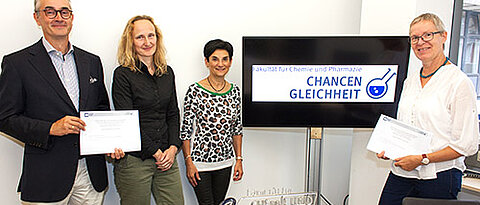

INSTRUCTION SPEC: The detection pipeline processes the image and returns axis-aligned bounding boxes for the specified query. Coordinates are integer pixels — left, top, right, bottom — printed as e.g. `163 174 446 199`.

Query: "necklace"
207 77 226 92
420 57 449 79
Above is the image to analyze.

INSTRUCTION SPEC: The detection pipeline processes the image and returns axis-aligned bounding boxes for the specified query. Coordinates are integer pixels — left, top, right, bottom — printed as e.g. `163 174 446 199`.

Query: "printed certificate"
367 114 432 160
80 110 141 155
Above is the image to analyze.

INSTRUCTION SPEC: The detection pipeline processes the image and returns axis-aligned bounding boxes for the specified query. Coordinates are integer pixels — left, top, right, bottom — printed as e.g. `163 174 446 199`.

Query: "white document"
80 110 141 155
367 114 432 160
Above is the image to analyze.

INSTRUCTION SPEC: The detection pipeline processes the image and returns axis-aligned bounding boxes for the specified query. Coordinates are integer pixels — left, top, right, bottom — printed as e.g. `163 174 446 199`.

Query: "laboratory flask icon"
366 68 396 99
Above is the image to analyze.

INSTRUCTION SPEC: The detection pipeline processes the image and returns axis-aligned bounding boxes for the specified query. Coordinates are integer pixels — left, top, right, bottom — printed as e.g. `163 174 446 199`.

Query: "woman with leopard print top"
180 39 243 205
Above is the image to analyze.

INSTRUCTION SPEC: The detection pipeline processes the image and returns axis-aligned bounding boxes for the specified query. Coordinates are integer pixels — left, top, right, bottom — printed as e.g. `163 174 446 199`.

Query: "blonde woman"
377 13 479 204
112 15 184 204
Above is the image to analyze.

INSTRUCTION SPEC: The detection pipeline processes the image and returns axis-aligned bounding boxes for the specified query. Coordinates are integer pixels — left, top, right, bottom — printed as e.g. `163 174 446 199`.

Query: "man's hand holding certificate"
367 114 432 160
80 110 141 155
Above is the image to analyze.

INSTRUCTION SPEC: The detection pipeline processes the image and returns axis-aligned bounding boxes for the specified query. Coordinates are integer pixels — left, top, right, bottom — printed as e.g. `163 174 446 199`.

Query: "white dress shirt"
392 63 479 179
42 37 79 111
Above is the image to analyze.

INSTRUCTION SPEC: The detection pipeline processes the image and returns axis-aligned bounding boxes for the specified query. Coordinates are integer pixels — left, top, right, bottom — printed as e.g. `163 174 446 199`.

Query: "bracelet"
185 155 191 160
236 156 243 161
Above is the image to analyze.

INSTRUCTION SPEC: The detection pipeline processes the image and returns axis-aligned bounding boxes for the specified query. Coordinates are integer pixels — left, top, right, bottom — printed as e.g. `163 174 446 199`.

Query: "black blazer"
0 39 110 202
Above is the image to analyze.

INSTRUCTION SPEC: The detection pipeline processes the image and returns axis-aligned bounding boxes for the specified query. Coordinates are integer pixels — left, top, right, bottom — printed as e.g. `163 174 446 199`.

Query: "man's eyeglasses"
409 31 442 44
37 7 72 19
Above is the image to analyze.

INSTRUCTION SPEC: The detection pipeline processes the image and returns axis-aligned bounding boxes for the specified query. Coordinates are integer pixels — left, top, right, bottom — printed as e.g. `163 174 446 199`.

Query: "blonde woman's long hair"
117 15 167 76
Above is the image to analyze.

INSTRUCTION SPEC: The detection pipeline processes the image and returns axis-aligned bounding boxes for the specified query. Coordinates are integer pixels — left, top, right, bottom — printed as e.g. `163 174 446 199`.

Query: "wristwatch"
421 154 430 165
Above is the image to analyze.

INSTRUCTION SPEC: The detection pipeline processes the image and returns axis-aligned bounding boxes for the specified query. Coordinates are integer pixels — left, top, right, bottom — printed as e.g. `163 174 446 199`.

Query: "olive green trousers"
113 155 184 205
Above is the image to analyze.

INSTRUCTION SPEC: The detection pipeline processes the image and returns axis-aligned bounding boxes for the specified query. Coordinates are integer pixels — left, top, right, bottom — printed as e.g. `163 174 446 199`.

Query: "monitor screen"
242 36 410 127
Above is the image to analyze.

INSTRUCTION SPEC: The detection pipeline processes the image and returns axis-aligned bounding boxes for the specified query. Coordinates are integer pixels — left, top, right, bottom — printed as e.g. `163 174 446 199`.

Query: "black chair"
402 197 480 205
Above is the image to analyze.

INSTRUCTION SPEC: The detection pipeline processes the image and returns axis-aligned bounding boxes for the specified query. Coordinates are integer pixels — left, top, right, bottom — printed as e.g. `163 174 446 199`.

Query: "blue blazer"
0 39 110 202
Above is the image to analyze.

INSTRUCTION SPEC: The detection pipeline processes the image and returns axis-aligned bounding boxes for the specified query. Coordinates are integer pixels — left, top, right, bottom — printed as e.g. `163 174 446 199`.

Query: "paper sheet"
367 114 432 160
80 110 141 155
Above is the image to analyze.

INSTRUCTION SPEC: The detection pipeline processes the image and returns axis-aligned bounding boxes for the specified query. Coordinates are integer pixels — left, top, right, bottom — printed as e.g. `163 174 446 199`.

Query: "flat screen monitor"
242 36 410 127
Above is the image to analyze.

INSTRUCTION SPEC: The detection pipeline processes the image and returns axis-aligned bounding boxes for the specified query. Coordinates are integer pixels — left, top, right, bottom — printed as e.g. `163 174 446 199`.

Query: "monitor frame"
242 36 411 128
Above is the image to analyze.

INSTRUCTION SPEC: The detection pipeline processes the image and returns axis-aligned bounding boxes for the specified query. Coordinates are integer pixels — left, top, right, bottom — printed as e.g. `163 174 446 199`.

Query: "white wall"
320 129 353 205
0 0 361 204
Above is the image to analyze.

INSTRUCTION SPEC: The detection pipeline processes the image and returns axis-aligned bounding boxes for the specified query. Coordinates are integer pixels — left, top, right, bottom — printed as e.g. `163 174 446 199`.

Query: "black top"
112 62 180 160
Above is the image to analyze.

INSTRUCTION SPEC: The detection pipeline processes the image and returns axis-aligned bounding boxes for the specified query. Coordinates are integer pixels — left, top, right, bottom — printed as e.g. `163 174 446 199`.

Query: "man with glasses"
0 0 114 204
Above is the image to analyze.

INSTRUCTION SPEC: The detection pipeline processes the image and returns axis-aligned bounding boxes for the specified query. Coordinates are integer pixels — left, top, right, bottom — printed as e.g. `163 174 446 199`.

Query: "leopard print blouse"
180 83 242 171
